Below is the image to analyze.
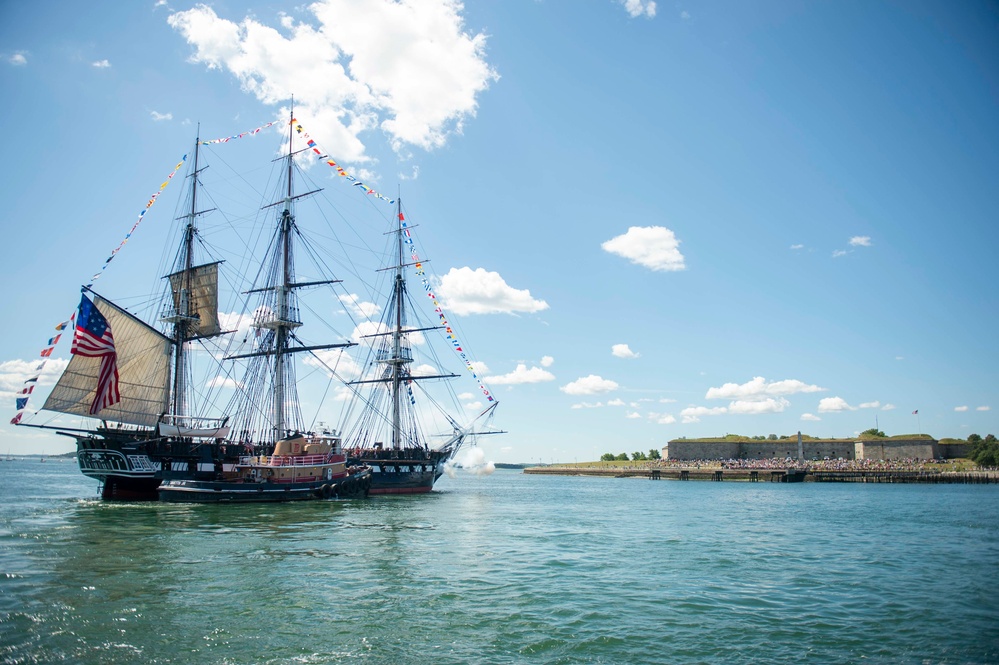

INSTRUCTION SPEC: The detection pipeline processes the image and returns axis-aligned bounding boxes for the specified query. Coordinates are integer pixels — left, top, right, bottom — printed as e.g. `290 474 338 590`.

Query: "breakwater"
524 466 999 484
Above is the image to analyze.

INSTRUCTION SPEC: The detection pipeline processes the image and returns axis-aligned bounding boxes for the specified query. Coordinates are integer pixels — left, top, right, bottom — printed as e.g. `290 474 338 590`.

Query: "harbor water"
2 459 998 664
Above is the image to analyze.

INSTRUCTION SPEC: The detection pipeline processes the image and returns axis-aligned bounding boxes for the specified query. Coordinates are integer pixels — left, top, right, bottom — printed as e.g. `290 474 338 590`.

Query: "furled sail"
166 261 221 339
43 295 173 427
158 423 231 438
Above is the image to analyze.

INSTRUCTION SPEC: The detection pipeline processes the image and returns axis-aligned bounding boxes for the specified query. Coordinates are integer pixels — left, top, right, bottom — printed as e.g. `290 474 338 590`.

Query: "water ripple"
2 465 998 663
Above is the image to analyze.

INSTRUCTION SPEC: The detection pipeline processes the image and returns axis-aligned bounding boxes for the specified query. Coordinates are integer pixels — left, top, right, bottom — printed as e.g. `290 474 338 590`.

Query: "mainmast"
273 110 298 438
390 198 407 449
226 103 355 441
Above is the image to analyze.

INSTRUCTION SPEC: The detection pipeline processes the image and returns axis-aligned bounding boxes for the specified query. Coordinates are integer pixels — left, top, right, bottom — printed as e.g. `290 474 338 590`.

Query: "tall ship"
338 201 501 494
14 110 374 501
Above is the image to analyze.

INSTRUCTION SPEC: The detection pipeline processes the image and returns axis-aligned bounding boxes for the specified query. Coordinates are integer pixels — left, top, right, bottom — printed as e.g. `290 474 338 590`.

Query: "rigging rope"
398 210 495 404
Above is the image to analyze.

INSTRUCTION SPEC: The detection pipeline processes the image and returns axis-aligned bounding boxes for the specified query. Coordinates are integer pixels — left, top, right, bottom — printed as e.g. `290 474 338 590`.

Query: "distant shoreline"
524 465 999 484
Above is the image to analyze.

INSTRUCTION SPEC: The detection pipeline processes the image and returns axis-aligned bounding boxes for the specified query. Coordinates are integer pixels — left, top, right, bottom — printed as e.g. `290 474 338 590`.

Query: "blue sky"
1 0 997 461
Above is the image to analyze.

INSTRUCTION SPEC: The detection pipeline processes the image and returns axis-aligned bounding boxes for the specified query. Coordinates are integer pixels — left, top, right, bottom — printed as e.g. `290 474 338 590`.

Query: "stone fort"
663 436 964 461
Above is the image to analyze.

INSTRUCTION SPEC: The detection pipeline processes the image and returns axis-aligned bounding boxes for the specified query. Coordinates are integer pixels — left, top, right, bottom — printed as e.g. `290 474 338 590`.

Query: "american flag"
72 295 120 415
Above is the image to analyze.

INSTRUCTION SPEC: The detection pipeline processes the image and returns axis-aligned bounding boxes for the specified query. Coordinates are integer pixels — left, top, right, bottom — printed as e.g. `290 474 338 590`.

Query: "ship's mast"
390 198 406 449
273 107 297 438
344 199 464 451
224 103 353 444
169 132 203 420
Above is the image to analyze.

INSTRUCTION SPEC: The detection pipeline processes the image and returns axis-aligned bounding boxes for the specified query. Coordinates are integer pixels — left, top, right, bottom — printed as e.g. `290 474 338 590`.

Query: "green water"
2 459 997 664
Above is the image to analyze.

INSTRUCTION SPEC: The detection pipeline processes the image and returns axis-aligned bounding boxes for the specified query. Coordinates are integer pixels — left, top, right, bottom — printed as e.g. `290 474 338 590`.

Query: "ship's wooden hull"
158 468 372 503
76 438 244 501
350 449 449 495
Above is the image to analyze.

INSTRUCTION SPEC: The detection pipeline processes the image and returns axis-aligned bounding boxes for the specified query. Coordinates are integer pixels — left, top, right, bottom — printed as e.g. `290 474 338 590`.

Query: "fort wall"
665 438 940 461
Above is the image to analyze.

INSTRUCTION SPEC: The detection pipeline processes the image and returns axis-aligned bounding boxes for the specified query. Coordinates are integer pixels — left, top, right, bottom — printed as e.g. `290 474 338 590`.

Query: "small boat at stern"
158 432 371 503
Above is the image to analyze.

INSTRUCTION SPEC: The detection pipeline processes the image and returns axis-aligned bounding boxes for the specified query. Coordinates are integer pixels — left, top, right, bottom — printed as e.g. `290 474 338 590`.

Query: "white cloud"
206 376 240 389
801 413 821 421
487 363 554 386
849 236 872 247
150 111 173 121
540 355 554 368
679 405 727 423
727 397 789 415
858 401 881 409
790 244 804 250
218 310 266 348
7 52 27 66
0 358 69 394
571 401 605 409
607 398 626 407
705 376 824 400
602 226 685 272
621 0 657 18
651 413 676 424
955 405 969 412
327 385 356 402
92 59 111 68
437 267 548 315
611 343 639 359
881 403 896 411
560 375 619 396
303 347 363 381
832 249 849 258
411 363 439 377
977 406 991 412
680 10 690 19
626 411 643 420
338 293 380 318
458 392 474 400
895 356 904 361
818 396 855 412
350 320 388 344
168 1 497 161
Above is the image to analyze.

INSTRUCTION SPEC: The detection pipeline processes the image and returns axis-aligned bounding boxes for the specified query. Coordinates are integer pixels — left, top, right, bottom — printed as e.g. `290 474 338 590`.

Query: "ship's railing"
159 414 228 428
238 453 346 467
304 434 342 453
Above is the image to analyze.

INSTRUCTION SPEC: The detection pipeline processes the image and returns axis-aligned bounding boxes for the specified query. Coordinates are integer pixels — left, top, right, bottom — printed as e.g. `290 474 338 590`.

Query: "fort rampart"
665 437 943 461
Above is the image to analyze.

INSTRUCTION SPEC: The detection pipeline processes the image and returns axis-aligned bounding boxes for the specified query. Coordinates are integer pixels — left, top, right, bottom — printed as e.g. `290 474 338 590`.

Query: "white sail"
43 295 173 427
167 261 221 339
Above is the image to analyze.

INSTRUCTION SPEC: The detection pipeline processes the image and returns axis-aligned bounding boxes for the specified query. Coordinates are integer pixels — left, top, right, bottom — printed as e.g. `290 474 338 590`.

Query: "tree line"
968 434 998 467
600 449 661 462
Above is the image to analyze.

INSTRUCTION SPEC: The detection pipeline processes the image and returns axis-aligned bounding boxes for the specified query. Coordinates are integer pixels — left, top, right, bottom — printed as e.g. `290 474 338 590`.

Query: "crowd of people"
629 456 961 471
799 457 958 472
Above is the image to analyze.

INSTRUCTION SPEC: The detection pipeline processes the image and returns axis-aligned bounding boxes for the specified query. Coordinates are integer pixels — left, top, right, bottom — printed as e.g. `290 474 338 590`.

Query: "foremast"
161 130 222 431
42 132 227 431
